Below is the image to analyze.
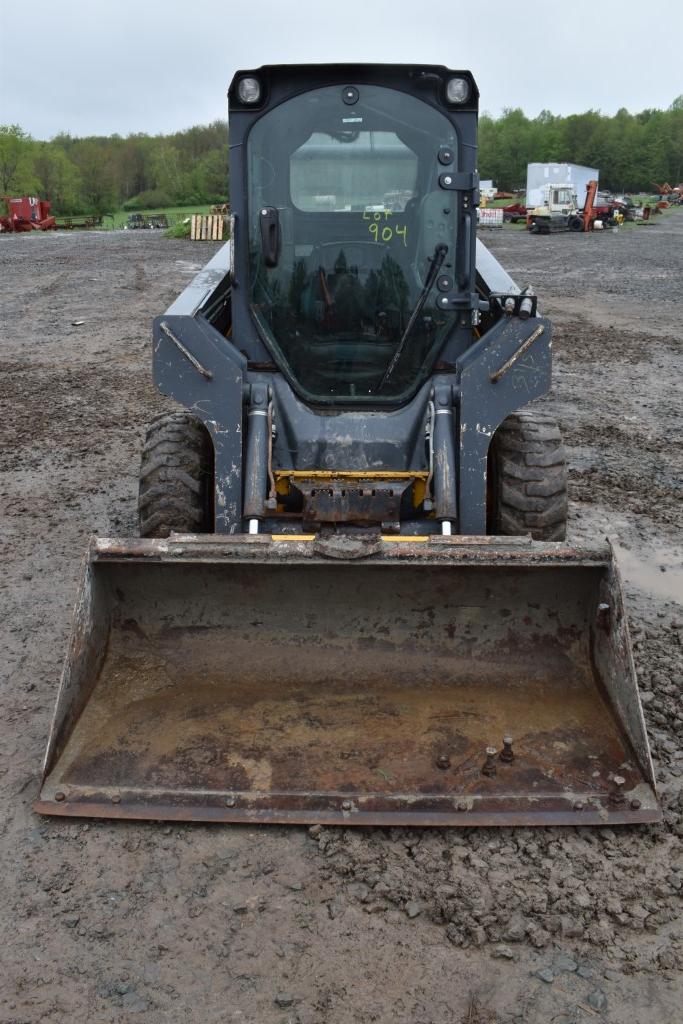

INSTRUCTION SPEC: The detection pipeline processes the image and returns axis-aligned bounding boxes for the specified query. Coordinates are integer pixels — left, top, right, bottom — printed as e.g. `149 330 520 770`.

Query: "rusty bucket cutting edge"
35 535 661 827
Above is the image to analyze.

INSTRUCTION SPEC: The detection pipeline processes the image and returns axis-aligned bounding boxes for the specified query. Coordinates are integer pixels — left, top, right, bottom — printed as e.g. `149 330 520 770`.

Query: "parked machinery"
36 65 659 829
0 195 56 232
526 180 618 233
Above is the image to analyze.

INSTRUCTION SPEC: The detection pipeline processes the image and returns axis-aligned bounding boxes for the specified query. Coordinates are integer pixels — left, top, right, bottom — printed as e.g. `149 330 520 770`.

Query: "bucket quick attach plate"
35 536 660 827
294 477 414 531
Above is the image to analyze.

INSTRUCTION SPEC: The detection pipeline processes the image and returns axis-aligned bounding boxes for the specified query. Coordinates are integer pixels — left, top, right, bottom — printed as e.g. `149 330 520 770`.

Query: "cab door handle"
259 206 280 267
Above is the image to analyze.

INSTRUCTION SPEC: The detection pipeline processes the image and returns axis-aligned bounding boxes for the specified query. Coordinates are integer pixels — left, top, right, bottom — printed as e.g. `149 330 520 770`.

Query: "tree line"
1 98 681 215
0 121 229 215
480 99 683 192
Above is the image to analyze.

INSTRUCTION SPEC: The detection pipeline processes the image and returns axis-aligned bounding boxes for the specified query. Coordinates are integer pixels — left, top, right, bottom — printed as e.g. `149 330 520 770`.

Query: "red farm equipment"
0 196 57 233
502 202 527 223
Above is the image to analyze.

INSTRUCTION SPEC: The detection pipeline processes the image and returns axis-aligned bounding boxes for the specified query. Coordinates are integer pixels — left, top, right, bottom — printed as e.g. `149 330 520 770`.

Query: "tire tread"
138 412 212 537
490 410 568 540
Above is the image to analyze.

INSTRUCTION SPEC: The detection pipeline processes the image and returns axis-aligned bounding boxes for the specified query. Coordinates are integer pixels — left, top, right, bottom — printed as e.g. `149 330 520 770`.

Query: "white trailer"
526 163 598 210
479 179 497 201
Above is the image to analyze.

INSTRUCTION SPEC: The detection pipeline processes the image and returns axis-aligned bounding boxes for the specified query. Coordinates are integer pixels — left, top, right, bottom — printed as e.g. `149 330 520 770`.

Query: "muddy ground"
1 214 681 1023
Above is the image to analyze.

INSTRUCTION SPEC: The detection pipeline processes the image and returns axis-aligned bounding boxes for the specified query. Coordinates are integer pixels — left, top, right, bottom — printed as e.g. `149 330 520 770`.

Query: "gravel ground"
1 215 682 1023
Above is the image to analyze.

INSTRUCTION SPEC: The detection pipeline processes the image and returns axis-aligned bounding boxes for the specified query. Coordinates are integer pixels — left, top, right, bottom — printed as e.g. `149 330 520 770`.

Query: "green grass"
164 220 191 239
487 197 522 207
109 204 214 230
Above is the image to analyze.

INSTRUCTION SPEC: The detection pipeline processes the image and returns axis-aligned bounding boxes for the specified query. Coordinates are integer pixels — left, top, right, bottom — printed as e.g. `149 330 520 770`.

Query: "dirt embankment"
1 218 681 1023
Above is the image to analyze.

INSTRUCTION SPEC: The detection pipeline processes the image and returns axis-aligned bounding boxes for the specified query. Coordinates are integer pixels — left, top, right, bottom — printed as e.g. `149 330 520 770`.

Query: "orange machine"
581 179 599 231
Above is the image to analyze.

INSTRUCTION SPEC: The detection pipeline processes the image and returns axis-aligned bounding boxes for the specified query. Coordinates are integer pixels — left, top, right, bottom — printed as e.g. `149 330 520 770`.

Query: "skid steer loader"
36 65 659 827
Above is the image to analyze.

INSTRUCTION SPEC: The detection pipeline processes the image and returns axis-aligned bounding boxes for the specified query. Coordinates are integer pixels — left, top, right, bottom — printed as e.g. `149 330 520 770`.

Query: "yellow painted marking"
382 535 430 543
273 470 429 510
271 534 432 543
274 470 427 479
271 535 316 542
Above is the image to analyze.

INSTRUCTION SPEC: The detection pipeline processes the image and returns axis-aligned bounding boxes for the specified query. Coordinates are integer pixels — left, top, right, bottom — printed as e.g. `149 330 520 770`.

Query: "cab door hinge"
438 171 479 191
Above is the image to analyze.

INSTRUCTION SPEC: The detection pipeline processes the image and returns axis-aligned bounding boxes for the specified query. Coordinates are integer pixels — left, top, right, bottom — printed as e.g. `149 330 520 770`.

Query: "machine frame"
152 64 553 537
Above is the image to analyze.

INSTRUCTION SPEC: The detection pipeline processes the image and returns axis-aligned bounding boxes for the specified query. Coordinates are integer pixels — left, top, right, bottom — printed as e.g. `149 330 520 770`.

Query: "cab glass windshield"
247 85 458 402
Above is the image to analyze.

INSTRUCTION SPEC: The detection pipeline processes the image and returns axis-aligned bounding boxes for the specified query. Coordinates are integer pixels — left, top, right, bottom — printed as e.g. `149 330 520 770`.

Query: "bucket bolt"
597 602 611 631
499 735 514 764
609 775 627 807
436 754 451 770
482 747 498 777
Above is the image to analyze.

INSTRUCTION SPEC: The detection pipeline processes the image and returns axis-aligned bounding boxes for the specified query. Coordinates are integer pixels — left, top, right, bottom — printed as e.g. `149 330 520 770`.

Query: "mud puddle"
613 541 683 604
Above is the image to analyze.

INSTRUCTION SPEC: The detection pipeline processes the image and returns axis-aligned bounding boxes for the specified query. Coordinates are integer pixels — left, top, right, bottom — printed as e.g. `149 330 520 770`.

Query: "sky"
1 0 682 139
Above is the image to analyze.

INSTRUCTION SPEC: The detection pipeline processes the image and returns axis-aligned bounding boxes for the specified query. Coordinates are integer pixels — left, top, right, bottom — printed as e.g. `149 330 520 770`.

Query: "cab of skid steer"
227 65 481 405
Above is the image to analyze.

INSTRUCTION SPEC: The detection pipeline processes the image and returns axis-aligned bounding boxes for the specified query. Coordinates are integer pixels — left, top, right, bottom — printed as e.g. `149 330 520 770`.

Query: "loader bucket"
36 535 660 827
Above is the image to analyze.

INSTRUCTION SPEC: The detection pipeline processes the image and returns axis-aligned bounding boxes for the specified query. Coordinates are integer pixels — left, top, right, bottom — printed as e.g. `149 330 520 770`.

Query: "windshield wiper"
376 243 448 392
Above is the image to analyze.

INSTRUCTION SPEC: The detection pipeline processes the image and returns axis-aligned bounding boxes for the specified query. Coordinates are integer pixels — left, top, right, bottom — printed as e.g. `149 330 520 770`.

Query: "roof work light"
446 77 469 103
237 77 261 104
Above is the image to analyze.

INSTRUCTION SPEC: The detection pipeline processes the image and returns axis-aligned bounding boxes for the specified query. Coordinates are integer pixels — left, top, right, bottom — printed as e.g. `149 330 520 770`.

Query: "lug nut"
225 796 236 807
54 791 65 802
630 798 642 810
499 736 514 764
457 800 469 812
482 747 498 777
436 754 451 770
111 794 121 804
341 800 353 811
573 800 584 811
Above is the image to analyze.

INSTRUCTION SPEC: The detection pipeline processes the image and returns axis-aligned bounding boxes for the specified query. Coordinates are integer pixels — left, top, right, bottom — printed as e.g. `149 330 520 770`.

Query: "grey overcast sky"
1 0 681 138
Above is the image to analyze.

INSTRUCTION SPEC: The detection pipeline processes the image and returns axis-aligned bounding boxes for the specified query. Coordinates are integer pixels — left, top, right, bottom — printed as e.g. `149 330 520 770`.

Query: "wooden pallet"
191 214 224 241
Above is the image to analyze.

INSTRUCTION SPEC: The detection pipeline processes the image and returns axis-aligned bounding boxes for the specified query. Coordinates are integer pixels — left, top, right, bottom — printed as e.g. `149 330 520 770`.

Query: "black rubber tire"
138 412 213 537
489 410 568 541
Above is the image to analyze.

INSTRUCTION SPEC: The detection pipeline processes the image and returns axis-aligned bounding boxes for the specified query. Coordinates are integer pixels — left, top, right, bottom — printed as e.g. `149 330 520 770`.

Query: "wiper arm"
376 243 448 392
